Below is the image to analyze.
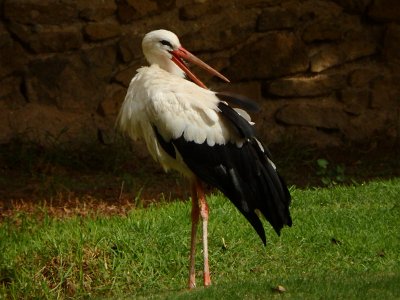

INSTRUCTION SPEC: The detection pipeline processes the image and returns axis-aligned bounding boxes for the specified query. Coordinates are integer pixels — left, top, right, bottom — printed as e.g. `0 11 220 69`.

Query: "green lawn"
1 179 399 299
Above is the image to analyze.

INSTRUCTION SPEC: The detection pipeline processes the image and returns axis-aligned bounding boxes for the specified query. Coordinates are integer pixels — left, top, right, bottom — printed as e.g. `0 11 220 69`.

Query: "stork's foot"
188 272 211 289
188 278 196 289
203 271 211 287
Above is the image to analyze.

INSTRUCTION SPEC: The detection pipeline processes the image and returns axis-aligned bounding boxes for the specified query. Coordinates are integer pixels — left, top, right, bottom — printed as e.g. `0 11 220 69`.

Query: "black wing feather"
216 92 260 112
217 102 256 138
152 97 292 245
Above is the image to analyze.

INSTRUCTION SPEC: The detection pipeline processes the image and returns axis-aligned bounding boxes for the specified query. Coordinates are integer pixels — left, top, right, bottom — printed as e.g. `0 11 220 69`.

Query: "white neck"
146 53 185 78
158 58 186 78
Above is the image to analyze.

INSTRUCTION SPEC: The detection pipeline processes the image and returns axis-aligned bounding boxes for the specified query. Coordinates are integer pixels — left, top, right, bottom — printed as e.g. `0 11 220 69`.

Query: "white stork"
117 29 292 289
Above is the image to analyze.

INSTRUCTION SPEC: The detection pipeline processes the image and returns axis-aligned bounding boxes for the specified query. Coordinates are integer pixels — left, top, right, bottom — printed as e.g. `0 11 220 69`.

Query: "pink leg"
195 180 211 287
188 183 200 289
188 179 211 289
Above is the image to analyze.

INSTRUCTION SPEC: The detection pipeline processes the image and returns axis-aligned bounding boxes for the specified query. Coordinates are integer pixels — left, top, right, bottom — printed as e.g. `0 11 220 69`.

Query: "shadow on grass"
0 137 399 217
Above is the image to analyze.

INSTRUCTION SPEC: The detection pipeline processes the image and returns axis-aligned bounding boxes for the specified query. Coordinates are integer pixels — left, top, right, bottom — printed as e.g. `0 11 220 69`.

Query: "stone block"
84 22 121 42
82 45 118 81
280 126 343 147
180 9 257 52
179 1 224 20
383 24 400 66
368 0 400 22
6 103 99 145
275 97 346 129
229 32 309 80
116 0 158 23
0 28 28 78
302 15 361 43
98 84 126 117
0 76 26 107
370 78 399 109
257 6 298 31
267 74 346 97
310 32 378 72
26 47 116 110
10 23 83 53
348 67 380 88
235 0 283 9
118 34 143 63
298 0 343 20
114 66 140 87
343 109 394 141
77 0 117 21
4 0 78 24
0 24 10 48
340 88 370 115
0 102 14 143
331 0 371 13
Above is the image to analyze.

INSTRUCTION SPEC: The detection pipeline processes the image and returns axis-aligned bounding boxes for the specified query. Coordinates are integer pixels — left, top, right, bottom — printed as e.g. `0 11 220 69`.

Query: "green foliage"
1 180 400 299
316 158 347 186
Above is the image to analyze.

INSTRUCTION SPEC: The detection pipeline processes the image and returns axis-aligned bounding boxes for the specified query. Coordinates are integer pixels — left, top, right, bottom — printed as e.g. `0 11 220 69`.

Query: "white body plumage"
117 64 245 177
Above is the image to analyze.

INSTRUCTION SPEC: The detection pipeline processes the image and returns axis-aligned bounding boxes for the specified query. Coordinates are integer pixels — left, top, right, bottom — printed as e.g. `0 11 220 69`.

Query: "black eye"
160 40 172 48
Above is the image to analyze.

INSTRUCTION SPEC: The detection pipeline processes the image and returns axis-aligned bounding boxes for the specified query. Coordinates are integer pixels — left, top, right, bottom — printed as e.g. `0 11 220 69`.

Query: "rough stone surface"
309 30 378 72
229 32 309 80
367 0 400 21
0 103 99 145
0 26 28 78
267 74 346 97
4 0 78 24
179 2 225 20
331 0 371 14
0 0 399 147
275 97 346 129
180 8 258 52
302 15 361 43
383 24 400 67
116 0 159 23
10 23 84 53
84 22 121 41
340 88 370 115
77 0 117 21
118 33 146 63
257 6 298 31
0 76 26 107
98 84 126 117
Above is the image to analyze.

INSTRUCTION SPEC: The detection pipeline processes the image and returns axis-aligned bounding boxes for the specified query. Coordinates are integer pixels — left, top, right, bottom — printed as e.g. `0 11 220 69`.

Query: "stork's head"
142 29 229 88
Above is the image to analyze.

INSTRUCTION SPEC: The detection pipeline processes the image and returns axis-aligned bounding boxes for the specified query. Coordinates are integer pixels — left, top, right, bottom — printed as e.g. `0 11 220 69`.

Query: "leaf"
321 177 331 186
272 285 286 293
336 164 345 174
317 158 329 169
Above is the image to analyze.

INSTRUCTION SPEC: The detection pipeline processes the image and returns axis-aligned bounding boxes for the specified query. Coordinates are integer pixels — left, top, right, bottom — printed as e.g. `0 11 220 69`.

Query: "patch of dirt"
0 140 399 219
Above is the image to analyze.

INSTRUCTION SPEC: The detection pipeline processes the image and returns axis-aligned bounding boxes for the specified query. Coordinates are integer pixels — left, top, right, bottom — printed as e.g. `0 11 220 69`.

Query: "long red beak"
171 47 230 89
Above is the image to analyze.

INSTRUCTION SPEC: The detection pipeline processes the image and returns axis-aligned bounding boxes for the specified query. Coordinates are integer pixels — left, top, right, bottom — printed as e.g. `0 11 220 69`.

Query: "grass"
1 179 399 299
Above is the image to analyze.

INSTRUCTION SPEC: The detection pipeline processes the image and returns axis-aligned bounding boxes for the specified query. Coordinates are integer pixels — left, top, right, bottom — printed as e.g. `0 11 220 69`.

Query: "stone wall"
1 0 399 147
